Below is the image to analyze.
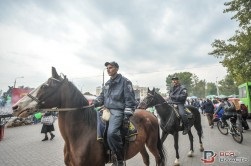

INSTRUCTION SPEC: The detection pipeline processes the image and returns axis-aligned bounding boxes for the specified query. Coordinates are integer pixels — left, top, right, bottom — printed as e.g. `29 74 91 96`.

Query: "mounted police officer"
169 75 190 135
93 61 136 166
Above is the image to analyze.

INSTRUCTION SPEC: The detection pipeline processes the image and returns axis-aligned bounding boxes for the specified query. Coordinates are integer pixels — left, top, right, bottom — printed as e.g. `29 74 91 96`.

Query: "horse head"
12 67 88 117
138 88 160 109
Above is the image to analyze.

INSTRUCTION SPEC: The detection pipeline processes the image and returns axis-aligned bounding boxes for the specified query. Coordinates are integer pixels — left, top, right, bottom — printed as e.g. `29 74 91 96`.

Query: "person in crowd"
200 99 206 115
214 97 237 127
202 98 215 128
238 101 249 130
41 111 55 141
92 61 136 166
33 112 42 124
169 75 190 135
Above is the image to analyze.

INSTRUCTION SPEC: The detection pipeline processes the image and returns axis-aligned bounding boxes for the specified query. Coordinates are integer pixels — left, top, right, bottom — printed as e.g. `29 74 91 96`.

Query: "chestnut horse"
12 67 166 166
138 88 204 166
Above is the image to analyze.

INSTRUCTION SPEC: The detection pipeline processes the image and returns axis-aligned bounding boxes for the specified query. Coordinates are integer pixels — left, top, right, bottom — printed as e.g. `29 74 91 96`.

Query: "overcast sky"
0 0 238 94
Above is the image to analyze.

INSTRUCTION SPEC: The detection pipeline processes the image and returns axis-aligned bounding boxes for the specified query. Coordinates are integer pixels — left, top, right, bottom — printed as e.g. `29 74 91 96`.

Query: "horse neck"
58 82 96 130
155 101 173 122
60 82 89 108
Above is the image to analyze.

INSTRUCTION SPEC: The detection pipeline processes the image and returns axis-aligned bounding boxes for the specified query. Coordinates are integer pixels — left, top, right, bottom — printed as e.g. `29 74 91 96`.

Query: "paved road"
0 115 251 166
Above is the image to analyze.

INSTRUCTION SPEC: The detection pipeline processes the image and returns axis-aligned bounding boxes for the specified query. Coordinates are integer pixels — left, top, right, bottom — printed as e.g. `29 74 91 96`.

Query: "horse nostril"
12 105 18 111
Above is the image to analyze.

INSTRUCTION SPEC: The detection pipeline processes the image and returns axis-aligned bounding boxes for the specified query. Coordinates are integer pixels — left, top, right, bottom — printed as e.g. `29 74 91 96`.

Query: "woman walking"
41 111 55 141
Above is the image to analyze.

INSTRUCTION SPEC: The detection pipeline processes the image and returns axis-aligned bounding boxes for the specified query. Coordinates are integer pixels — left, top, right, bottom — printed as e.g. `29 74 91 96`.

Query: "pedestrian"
41 111 55 141
33 112 42 124
238 101 249 130
92 61 136 166
202 99 215 128
169 75 190 135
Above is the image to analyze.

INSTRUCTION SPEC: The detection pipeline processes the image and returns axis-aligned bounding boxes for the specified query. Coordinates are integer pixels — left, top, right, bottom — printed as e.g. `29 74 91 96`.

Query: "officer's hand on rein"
124 108 134 116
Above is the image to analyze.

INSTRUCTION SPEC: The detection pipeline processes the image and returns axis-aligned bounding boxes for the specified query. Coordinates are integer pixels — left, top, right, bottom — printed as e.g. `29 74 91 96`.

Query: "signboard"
11 88 33 105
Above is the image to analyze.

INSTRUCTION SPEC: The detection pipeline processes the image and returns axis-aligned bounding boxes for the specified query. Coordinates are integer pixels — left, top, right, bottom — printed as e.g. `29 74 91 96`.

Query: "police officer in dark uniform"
169 75 190 135
93 61 136 166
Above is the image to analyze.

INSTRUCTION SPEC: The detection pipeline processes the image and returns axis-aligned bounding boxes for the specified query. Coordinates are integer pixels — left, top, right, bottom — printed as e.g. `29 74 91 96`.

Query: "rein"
38 105 94 112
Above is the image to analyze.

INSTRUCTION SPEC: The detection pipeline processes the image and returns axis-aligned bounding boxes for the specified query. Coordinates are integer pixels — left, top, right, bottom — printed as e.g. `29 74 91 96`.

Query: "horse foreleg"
173 132 180 166
160 131 168 144
139 146 150 166
64 143 71 166
187 131 194 157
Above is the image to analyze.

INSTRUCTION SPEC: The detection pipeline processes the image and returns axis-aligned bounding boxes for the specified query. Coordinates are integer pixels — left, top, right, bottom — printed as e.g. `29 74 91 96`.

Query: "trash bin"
0 124 4 141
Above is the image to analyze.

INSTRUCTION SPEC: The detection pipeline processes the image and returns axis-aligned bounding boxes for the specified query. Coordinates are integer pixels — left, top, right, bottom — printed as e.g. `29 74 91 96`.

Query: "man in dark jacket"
202 99 215 128
93 61 136 166
169 76 189 135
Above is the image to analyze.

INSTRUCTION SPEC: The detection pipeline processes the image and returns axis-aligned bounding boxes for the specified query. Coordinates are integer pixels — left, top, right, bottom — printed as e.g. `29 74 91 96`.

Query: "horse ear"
153 87 155 92
52 67 60 79
148 88 150 92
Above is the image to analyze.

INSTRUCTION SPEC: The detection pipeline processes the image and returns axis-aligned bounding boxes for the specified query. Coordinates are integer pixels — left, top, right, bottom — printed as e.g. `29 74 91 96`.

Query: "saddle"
172 104 193 119
97 111 138 163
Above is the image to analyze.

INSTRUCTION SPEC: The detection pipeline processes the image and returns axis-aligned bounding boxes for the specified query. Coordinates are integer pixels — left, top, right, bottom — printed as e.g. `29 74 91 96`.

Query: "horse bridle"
26 77 93 111
27 77 64 107
141 92 166 108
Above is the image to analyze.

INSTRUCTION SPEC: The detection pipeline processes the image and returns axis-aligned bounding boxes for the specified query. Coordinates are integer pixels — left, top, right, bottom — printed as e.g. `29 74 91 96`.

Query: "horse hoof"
187 150 194 157
174 158 180 166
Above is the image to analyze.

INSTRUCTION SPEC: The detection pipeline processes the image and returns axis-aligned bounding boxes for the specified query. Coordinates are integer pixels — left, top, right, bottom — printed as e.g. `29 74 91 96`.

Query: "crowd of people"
185 97 249 130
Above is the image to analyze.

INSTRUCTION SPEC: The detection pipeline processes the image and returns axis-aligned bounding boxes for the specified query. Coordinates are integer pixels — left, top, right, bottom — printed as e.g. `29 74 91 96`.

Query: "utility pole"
14 76 24 88
216 77 220 96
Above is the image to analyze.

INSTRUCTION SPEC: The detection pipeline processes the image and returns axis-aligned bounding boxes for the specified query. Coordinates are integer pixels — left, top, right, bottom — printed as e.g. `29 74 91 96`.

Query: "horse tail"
157 125 166 165
195 110 203 138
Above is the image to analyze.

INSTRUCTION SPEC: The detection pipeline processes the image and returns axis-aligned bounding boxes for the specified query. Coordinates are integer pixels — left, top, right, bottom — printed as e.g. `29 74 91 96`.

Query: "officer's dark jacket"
95 74 136 110
169 84 188 104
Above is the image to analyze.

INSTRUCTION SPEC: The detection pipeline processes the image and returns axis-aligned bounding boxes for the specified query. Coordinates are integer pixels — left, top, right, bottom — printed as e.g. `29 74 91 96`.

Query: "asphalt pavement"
0 114 251 166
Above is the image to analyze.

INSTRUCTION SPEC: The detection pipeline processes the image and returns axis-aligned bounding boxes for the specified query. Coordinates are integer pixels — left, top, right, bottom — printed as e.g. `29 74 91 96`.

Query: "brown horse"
12 67 166 166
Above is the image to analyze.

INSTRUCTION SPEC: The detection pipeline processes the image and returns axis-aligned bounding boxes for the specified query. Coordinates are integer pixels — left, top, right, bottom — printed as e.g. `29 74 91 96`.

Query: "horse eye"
42 84 49 88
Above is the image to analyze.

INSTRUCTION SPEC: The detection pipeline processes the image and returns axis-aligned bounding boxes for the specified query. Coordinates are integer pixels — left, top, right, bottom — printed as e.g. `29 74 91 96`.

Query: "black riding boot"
182 115 190 135
117 160 125 166
116 153 125 166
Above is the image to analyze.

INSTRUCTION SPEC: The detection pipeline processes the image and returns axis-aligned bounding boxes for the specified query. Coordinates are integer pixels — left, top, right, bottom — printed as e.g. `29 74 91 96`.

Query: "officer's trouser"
177 104 189 127
107 109 124 160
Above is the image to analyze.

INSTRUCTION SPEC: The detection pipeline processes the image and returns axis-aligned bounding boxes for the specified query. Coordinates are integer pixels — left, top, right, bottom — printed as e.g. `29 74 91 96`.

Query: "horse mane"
64 79 97 128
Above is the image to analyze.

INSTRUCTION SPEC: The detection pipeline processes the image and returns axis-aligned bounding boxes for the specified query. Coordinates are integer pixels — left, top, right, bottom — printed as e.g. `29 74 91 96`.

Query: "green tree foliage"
193 80 206 98
166 72 238 97
218 74 238 96
209 0 251 85
224 0 251 29
206 82 217 96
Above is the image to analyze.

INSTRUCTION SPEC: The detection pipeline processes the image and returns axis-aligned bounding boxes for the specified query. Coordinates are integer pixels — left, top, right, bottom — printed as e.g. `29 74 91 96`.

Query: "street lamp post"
216 77 220 96
14 76 24 88
102 68 106 89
